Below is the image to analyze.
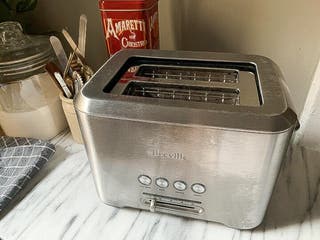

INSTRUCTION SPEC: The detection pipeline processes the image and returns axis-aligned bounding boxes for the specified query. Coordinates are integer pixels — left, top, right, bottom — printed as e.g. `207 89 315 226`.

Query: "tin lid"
0 22 53 84
99 0 158 11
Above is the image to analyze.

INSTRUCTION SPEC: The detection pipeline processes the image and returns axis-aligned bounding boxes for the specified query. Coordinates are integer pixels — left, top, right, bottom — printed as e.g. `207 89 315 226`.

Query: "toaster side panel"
77 112 294 229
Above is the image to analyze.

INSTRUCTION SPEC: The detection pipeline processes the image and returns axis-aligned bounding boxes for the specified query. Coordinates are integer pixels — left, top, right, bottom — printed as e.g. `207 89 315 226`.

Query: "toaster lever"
150 199 156 212
144 198 204 215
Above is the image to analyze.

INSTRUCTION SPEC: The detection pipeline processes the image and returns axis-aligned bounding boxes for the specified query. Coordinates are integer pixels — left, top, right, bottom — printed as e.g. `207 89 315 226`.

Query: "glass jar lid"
0 21 53 84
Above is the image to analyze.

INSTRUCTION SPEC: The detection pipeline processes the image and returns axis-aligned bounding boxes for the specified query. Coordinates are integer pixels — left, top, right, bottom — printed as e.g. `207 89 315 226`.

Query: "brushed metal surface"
77 113 294 229
75 50 298 229
76 50 297 132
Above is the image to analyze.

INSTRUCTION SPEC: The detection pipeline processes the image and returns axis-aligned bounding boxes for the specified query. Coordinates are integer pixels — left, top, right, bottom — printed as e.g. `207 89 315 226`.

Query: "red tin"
99 0 160 55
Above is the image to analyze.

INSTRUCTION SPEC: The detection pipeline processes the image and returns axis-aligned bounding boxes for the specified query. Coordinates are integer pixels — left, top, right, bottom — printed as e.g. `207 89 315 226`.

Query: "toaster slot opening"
123 82 240 105
136 65 239 83
104 56 262 106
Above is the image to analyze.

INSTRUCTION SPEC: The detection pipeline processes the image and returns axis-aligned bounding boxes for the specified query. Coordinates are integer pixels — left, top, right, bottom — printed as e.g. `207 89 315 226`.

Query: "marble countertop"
1 131 320 240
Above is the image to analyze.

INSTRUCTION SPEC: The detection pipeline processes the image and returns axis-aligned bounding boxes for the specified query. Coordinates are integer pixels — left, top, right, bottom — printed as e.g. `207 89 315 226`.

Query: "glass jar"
0 22 67 139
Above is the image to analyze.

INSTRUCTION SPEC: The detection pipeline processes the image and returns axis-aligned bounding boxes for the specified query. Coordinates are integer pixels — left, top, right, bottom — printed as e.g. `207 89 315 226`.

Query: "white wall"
29 0 179 68
296 58 320 149
30 0 320 114
172 0 320 114
29 0 107 71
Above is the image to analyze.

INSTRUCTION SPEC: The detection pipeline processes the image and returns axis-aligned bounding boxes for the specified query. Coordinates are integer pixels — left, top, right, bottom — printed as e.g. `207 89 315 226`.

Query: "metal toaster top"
75 50 298 133
111 63 259 107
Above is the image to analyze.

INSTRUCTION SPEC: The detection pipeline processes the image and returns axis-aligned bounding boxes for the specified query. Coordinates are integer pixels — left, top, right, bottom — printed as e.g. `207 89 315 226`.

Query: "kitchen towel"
0 136 55 211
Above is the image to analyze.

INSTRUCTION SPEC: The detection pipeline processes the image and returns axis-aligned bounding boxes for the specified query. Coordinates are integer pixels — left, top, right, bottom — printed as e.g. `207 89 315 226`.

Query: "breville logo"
152 149 186 160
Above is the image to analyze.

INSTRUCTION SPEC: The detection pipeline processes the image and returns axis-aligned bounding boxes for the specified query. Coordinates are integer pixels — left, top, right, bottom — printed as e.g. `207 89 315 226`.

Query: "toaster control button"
173 181 187 191
155 178 169 188
138 175 152 185
191 183 206 194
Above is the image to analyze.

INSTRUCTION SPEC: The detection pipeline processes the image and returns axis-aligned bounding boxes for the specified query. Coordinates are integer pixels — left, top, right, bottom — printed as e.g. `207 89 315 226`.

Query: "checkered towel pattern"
0 136 55 211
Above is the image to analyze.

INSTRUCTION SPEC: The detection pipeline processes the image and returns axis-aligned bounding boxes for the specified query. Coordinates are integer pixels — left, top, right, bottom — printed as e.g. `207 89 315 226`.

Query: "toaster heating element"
123 82 240 105
75 50 298 229
136 65 239 83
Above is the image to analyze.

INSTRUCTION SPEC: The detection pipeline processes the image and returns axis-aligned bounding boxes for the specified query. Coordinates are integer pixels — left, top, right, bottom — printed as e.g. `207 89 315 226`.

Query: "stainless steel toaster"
75 50 298 229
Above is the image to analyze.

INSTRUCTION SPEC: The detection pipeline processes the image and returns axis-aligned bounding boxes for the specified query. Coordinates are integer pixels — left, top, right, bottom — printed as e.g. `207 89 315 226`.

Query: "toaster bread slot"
123 82 240 105
136 65 239 83
105 57 262 107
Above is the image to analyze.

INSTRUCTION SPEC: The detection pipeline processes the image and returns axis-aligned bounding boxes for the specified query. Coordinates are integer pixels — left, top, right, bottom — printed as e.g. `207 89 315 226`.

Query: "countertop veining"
1 131 320 240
